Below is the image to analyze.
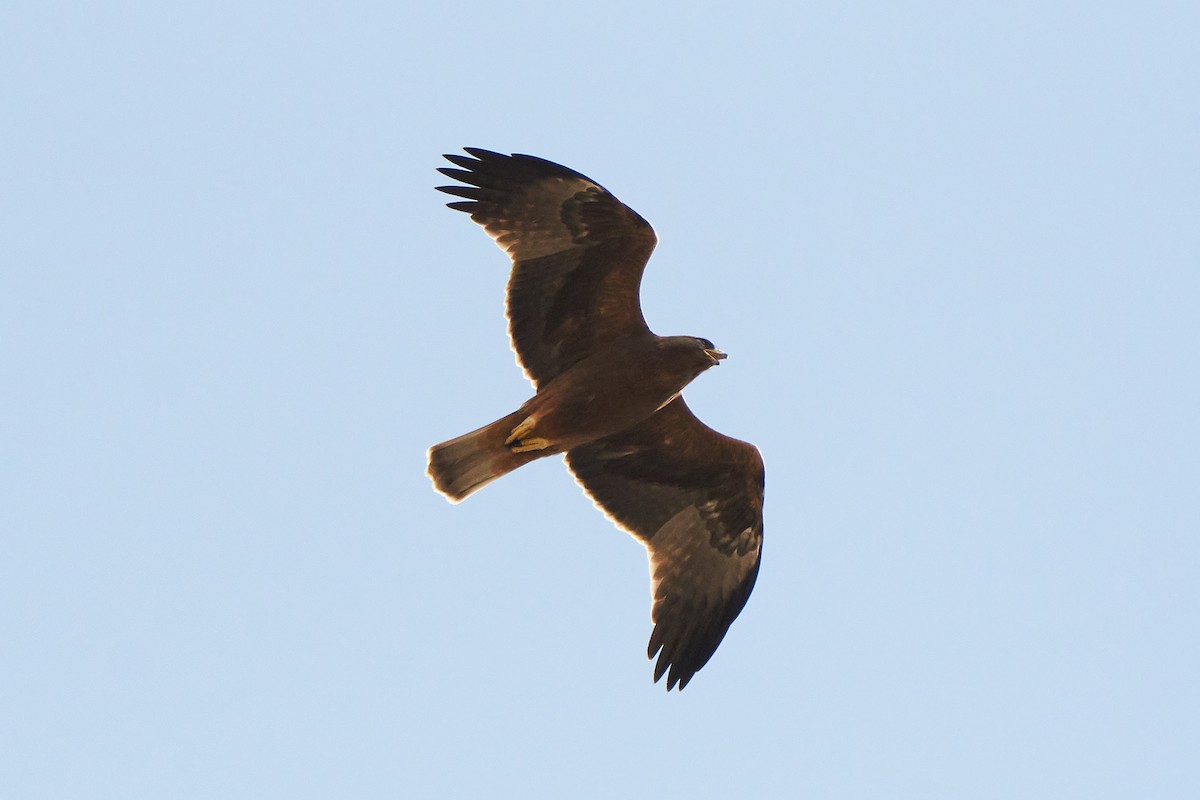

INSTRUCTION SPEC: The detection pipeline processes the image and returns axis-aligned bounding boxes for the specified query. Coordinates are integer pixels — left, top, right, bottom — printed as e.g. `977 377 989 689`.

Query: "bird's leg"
510 438 552 453
504 415 536 444
504 415 552 453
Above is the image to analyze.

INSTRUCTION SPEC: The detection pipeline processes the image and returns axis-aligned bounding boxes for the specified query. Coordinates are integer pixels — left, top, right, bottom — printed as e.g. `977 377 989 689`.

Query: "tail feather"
427 411 540 502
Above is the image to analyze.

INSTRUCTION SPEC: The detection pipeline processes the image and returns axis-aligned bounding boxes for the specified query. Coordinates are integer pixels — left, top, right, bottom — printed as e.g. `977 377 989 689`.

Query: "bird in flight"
427 149 765 690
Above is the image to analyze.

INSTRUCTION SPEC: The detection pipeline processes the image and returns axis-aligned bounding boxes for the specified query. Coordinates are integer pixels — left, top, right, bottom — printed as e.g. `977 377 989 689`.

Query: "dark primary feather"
567 398 765 690
437 149 658 388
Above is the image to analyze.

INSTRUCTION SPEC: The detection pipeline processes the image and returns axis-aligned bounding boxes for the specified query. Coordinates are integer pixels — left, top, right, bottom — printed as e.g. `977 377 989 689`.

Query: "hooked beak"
703 348 728 364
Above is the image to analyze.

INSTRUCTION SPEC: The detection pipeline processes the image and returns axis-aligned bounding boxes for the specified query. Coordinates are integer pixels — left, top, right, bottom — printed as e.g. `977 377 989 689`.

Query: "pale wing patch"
567 460 759 621
478 176 600 261
480 175 601 388
646 506 760 620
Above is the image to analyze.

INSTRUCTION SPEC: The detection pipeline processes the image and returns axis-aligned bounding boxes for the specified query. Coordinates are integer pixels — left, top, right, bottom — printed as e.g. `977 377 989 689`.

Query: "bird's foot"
510 437 552 453
504 415 536 446
504 416 551 452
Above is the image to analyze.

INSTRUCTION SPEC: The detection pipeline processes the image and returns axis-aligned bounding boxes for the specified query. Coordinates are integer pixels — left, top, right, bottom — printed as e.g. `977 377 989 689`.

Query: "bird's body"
427 149 764 689
429 335 722 499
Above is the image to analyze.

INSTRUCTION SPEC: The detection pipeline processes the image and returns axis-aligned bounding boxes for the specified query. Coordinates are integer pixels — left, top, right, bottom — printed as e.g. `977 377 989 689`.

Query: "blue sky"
3 1 1198 797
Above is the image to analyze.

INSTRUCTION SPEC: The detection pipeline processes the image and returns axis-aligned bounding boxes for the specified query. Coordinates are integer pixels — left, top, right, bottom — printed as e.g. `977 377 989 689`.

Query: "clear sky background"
3 1 1198 797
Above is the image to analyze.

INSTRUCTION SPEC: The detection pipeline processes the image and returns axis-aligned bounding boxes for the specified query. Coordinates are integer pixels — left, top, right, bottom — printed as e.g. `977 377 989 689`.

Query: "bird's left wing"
437 148 657 388
566 398 764 690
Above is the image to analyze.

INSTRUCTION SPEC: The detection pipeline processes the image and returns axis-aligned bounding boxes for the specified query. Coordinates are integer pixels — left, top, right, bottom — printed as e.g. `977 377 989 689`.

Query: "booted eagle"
426 149 764 690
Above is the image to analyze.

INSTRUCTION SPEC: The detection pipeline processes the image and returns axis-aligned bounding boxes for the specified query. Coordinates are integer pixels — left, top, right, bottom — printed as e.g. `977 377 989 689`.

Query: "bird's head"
658 336 727 375
695 337 728 366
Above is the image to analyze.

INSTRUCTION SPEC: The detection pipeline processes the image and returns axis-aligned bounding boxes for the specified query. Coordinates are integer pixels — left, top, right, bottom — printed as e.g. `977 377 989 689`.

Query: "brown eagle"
426 149 764 690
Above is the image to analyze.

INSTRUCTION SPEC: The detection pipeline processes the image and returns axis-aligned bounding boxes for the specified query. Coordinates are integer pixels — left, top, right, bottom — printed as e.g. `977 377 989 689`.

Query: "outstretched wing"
566 398 765 690
437 148 658 388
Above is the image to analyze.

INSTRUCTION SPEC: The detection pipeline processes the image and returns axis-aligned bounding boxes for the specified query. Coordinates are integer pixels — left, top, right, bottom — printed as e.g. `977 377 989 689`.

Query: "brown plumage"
427 149 765 690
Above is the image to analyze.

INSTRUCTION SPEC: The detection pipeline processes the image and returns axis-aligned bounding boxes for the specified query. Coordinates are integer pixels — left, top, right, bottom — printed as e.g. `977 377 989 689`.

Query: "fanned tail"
426 411 540 502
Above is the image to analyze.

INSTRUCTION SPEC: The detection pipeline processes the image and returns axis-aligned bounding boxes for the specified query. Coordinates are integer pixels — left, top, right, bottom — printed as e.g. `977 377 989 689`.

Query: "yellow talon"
510 437 552 453
504 415 537 446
